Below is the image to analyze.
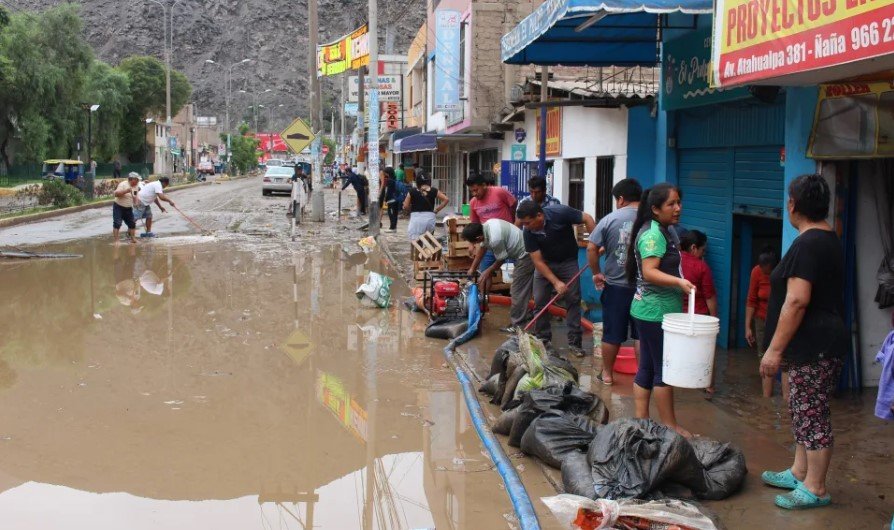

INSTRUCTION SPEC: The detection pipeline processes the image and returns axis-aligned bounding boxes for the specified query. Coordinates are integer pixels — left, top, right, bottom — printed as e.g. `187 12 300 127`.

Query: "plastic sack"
561 451 597 499
690 438 748 501
493 407 520 436
590 418 704 500
425 317 468 339
541 494 718 530
520 411 600 470
509 383 603 447
358 236 377 253
355 271 393 308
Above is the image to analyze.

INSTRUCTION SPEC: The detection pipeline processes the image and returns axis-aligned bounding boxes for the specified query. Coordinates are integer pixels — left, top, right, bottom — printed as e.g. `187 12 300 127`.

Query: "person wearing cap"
112 172 141 244
134 176 175 238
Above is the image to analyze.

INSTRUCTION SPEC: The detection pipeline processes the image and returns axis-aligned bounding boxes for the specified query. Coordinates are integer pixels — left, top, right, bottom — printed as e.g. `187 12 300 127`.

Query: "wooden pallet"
446 216 472 234
411 232 443 261
445 256 474 271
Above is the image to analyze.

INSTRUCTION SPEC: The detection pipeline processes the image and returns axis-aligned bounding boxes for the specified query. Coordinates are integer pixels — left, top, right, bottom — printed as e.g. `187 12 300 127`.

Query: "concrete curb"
0 181 211 230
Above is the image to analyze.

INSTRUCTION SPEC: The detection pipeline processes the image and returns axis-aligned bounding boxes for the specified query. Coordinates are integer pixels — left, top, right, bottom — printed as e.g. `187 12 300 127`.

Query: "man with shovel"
134 176 175 238
517 201 596 357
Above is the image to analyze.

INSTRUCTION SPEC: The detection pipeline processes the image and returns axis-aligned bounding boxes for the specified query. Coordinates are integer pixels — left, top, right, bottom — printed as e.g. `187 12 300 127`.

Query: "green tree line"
0 3 192 170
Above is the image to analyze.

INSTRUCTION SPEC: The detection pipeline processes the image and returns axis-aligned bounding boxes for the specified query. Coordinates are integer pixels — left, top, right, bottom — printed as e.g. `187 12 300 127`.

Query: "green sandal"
775 484 831 510
761 469 801 490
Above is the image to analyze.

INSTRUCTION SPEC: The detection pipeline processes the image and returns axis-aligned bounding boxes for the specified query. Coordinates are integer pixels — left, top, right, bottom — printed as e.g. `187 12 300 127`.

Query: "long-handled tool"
172 205 211 235
523 264 589 332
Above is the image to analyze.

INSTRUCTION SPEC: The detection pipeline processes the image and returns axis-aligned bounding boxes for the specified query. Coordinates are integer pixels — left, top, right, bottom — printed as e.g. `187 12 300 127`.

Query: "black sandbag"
545 354 579 383
690 438 748 500
589 418 708 500
508 386 566 447
492 407 519 436
479 374 499 396
561 451 597 499
500 363 527 410
520 410 599 469
425 317 468 339
488 336 520 380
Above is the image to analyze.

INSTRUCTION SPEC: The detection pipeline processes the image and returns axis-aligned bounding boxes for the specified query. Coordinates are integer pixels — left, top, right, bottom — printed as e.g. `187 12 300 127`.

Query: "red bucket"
615 346 637 375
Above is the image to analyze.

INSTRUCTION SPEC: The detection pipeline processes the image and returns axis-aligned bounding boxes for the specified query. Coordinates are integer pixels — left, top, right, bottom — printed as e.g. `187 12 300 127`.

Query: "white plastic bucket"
661 288 720 389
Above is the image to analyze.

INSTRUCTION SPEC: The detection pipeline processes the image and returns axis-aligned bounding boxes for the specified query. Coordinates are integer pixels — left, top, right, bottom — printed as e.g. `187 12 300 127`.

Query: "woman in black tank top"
404 173 449 240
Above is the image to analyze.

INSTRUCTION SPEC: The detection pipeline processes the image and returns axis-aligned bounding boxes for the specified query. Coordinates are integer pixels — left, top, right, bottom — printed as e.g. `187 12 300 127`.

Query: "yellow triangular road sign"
280 118 315 154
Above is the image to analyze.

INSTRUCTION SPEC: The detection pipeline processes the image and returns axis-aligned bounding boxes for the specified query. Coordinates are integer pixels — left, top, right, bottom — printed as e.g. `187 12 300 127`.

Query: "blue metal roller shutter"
733 147 785 218
678 148 734 347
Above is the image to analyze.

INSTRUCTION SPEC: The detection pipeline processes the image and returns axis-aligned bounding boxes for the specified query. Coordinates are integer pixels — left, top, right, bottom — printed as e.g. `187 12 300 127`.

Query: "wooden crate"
574 223 591 242
446 216 471 235
447 240 471 258
445 256 473 271
411 232 443 261
413 259 443 281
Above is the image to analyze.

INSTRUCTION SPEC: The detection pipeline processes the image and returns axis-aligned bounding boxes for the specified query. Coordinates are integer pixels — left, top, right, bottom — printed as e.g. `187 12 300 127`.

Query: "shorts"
754 317 766 356
632 317 667 390
600 283 639 345
133 203 152 220
112 203 136 230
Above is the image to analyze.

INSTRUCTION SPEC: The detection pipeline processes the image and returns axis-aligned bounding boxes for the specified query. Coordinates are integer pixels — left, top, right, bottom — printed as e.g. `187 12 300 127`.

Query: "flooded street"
0 177 891 529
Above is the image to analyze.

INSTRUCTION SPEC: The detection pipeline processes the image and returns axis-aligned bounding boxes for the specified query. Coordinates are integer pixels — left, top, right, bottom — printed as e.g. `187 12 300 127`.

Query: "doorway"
730 215 782 348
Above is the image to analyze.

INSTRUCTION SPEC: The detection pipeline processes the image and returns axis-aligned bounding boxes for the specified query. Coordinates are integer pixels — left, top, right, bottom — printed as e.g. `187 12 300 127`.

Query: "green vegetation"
37 180 86 208
0 4 193 171
224 123 260 174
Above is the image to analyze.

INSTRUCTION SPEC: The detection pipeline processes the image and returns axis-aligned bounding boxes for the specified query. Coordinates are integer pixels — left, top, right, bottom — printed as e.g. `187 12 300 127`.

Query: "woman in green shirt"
624 182 695 438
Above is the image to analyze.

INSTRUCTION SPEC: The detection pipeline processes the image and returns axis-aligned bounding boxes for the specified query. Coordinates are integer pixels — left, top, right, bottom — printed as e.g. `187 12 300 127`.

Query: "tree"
0 4 94 168
223 122 259 174
85 61 132 161
117 55 193 160
322 136 336 165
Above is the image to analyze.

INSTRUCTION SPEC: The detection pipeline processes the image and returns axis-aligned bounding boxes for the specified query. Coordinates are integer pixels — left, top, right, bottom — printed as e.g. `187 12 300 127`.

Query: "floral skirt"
788 358 844 450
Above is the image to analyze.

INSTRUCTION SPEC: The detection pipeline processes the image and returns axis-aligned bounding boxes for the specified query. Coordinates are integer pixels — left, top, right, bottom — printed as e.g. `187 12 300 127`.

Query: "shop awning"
501 0 711 66
394 133 437 154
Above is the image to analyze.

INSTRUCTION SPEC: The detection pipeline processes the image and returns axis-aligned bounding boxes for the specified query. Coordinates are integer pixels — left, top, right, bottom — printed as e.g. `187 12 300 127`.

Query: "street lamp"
205 58 252 164
80 103 100 199
239 88 272 132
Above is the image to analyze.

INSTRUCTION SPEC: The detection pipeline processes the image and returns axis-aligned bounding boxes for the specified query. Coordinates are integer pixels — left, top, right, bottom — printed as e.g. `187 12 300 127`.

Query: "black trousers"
386 201 399 229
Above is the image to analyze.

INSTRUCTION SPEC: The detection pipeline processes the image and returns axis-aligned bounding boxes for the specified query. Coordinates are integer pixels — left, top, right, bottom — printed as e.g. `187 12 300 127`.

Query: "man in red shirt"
467 172 517 275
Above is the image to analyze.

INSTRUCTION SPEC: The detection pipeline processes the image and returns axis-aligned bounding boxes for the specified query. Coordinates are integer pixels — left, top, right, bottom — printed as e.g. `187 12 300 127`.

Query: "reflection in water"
0 239 514 529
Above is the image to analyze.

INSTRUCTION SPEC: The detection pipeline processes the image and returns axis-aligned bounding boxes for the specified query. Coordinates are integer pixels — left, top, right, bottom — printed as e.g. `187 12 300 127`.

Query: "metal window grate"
596 156 615 220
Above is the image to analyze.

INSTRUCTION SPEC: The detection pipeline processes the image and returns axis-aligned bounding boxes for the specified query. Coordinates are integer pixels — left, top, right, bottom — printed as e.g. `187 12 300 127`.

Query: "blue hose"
442 284 541 530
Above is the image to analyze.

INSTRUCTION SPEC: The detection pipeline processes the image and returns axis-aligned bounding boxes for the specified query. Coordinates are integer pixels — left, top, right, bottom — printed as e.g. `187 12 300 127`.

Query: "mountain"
14 0 426 131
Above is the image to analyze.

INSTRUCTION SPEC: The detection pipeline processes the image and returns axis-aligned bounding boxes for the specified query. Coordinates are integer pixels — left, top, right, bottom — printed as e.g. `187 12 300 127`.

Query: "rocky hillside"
15 0 426 131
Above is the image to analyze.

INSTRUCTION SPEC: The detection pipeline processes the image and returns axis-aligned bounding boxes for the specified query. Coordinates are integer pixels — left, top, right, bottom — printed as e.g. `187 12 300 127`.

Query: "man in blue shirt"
518 201 596 357
516 176 559 227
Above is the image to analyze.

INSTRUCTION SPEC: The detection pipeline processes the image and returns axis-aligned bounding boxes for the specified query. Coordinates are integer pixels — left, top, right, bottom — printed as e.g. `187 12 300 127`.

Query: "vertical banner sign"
535 107 562 157
368 89 380 172
711 0 894 88
385 102 400 131
435 10 461 112
318 24 370 77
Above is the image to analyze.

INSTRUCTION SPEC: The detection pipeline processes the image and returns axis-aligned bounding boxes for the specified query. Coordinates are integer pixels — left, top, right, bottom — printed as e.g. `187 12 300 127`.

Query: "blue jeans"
478 250 496 273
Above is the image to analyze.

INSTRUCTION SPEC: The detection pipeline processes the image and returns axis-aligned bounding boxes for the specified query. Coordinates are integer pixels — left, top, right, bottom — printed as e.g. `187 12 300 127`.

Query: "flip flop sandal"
761 469 801 490
775 484 831 510
596 374 613 386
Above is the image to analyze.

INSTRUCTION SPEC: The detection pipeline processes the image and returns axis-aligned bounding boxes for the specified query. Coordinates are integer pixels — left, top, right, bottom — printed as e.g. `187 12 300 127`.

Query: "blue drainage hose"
442 285 541 530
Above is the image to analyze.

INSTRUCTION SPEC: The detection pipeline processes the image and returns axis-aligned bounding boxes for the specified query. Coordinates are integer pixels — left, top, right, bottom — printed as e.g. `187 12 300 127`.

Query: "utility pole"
367 0 380 236
309 0 325 222
340 75 346 165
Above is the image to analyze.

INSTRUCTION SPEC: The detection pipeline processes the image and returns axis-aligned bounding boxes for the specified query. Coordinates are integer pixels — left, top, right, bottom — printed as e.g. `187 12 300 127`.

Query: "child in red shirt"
680 230 718 394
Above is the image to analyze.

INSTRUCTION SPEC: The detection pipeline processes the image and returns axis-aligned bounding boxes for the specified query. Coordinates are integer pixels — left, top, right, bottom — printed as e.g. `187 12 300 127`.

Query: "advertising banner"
535 107 562 157
511 144 527 161
809 81 894 158
348 75 402 102
434 10 461 112
712 0 894 87
384 102 401 131
500 161 539 200
662 26 750 110
317 24 370 77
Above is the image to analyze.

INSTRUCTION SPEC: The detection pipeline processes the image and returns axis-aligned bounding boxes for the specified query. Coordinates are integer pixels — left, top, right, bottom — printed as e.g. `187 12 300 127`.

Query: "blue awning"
501 0 711 66
394 133 437 154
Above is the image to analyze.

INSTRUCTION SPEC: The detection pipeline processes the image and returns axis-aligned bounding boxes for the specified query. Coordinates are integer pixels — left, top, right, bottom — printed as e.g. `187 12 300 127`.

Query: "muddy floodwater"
0 239 558 529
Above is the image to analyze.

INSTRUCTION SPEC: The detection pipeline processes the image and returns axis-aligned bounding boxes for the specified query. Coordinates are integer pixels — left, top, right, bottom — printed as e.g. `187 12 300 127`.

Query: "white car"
265 159 286 167
262 166 294 195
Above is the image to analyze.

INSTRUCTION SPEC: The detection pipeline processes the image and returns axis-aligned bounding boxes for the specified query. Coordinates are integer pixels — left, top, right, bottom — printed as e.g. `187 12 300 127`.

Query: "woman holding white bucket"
625 183 695 439
759 174 847 510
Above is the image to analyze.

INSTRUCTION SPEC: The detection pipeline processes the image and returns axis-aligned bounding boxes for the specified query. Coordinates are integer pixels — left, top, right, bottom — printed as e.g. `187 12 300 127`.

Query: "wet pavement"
0 177 891 529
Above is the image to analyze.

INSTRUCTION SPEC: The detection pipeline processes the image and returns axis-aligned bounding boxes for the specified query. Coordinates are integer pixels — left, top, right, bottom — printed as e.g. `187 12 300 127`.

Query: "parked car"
262 166 294 196
265 159 286 167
